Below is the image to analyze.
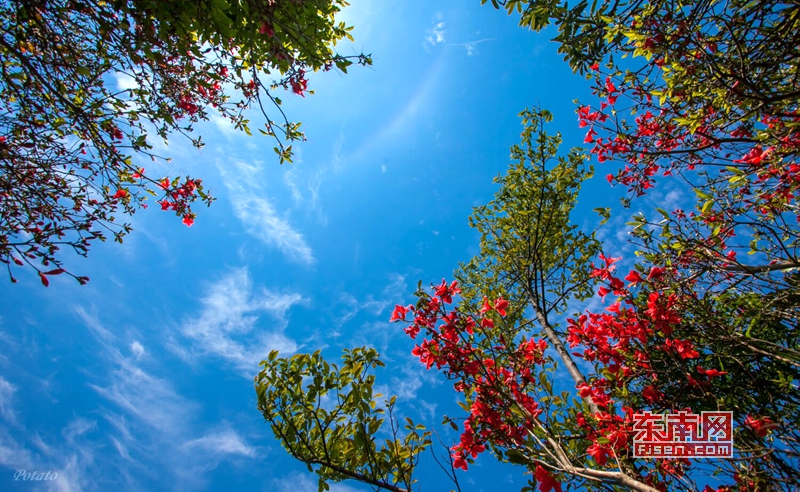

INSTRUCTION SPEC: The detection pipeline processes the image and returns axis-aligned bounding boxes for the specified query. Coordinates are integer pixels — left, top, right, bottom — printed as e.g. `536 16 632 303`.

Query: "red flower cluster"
391 283 554 480
156 177 204 227
290 69 308 97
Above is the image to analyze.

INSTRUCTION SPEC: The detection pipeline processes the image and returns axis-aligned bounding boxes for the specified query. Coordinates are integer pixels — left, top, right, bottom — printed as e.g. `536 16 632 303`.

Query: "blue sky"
0 2 692 491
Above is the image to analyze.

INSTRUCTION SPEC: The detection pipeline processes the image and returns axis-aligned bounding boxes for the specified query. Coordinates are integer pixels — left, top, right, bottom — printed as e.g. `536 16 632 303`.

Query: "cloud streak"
179 267 303 372
183 426 258 458
425 21 446 47
219 159 315 265
448 38 495 56
71 305 262 490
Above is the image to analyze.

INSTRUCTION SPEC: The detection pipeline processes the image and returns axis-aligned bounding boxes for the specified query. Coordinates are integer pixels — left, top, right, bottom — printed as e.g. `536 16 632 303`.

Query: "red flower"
480 296 492 314
534 465 562 492
605 77 618 94
113 189 128 199
494 297 508 316
625 270 643 284
666 338 699 359
590 62 600 71
744 415 776 437
598 253 620 267
182 214 194 227
390 304 410 322
642 385 663 403
697 366 728 379
435 279 461 304
734 146 772 166
291 71 308 97
452 453 468 471
404 324 420 339
587 443 609 466
647 267 665 280
463 360 480 375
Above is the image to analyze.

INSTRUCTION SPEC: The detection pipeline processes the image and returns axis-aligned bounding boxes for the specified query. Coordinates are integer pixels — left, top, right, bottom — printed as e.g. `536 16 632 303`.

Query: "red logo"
632 411 733 458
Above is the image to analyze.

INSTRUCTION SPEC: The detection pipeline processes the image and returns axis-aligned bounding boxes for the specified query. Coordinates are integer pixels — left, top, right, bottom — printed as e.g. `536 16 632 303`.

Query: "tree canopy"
0 0 370 285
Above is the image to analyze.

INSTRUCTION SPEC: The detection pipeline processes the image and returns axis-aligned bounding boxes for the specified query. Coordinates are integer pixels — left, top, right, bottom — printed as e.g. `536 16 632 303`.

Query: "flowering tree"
486 0 800 487
258 105 798 490
0 0 370 284
390 111 666 492
569 0 800 487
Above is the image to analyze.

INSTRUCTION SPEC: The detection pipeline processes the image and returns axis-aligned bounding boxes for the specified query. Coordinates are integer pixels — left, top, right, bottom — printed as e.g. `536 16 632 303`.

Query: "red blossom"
479 296 492 314
642 385 663 403
605 77 618 94
435 279 461 303
697 366 728 378
535 465 562 492
744 415 777 437
390 304 411 322
734 146 772 166
625 270 644 284
290 70 308 97
494 297 509 316
587 443 609 466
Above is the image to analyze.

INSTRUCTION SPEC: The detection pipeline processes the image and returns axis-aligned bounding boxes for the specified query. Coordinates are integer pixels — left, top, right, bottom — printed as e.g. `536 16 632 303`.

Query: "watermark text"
14 470 59 481
632 411 733 458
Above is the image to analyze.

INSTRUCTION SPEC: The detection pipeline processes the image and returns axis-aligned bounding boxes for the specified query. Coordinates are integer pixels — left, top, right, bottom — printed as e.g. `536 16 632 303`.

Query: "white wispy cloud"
426 21 446 46
183 426 258 458
231 193 315 264
220 159 316 265
284 167 327 225
129 341 145 360
114 72 138 91
178 267 303 372
0 393 105 492
62 418 97 445
333 274 407 328
72 306 261 490
0 376 16 424
448 38 495 56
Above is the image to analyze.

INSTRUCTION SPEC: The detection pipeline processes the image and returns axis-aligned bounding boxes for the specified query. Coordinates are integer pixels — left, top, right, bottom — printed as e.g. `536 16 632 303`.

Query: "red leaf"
39 273 50 287
43 268 65 275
